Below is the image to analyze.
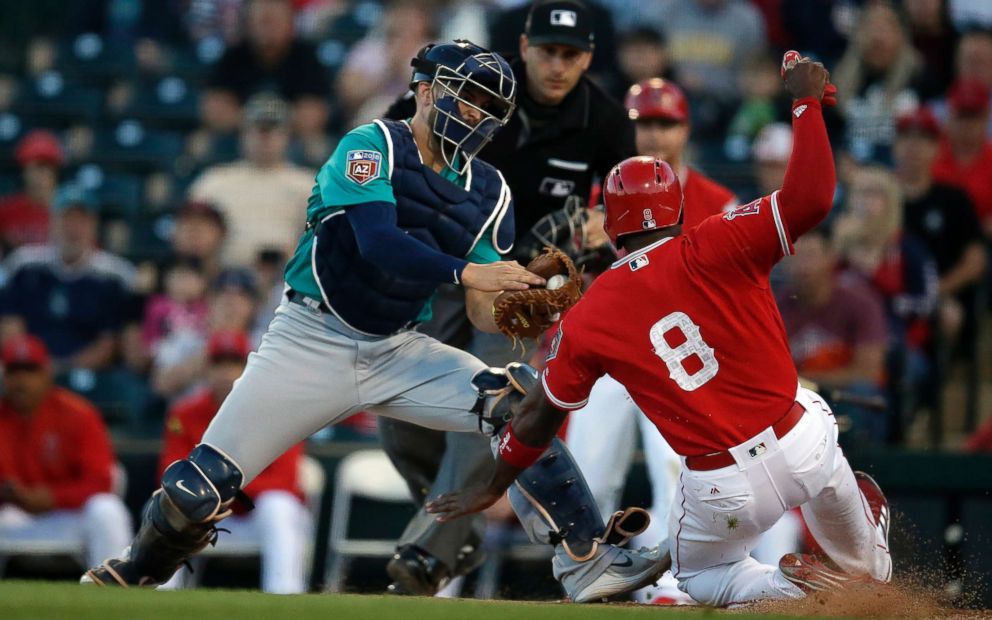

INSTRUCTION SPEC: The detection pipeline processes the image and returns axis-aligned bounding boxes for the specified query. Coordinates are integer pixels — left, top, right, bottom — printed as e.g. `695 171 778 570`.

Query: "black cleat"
386 546 451 596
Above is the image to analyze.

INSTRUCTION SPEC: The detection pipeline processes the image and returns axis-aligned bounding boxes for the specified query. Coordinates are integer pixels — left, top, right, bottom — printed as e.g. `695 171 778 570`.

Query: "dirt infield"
745 580 992 619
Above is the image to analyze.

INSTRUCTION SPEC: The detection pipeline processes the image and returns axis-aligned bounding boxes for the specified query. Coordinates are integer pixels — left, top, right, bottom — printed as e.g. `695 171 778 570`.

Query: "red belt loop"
684 402 805 472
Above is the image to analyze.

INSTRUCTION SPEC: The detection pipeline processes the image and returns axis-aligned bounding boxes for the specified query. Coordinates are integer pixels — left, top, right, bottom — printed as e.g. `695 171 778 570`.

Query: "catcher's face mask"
429 52 516 174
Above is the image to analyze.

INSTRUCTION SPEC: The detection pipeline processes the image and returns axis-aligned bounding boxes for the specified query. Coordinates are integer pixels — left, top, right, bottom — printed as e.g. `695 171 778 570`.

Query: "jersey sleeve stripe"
372 119 394 178
770 191 795 257
541 372 589 410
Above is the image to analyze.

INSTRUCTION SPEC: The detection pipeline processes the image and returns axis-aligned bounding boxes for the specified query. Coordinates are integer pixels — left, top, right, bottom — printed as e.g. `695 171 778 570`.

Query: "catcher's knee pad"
471 362 538 431
513 438 650 562
161 443 244 524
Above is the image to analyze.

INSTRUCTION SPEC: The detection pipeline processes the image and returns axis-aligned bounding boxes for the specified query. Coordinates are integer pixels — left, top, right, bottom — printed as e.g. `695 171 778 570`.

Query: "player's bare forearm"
801 344 885 389
465 288 501 333
939 243 986 296
426 388 567 521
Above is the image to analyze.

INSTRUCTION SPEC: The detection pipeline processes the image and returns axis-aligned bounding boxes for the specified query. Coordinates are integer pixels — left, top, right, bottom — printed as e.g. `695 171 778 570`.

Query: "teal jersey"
284 121 501 323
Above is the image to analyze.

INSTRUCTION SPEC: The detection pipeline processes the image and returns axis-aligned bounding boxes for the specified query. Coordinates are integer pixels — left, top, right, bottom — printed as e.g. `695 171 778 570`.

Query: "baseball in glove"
492 247 582 342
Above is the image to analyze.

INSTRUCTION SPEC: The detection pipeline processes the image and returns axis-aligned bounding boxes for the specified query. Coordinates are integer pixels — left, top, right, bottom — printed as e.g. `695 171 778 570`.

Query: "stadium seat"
11 71 103 129
56 34 137 84
324 449 410 593
125 212 175 263
0 462 127 576
72 166 144 219
0 112 31 164
114 76 200 132
91 121 184 173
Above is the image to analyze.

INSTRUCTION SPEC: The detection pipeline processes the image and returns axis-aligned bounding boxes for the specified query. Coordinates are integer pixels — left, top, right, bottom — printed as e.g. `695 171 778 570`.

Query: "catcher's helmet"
410 40 516 174
625 78 689 123
603 156 683 246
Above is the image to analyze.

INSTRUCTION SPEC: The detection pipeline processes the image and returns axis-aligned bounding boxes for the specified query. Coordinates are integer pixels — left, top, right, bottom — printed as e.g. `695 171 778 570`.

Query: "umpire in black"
379 0 635 595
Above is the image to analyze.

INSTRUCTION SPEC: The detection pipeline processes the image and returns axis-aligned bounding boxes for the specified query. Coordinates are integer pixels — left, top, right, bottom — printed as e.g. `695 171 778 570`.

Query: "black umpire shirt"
385 58 636 252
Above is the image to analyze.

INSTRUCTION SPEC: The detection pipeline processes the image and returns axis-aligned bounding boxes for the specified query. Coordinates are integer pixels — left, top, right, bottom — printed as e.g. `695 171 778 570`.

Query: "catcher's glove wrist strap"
497 421 548 469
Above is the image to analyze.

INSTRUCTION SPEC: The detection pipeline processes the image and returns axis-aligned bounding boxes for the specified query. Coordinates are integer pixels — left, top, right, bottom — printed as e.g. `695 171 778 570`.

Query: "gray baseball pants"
379 286 531 572
201 296 488 483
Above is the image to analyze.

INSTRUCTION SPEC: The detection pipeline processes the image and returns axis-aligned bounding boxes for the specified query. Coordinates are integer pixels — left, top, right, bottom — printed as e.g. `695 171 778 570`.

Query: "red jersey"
0 387 115 509
0 192 49 252
681 168 738 229
160 388 304 508
932 140 992 224
543 192 800 456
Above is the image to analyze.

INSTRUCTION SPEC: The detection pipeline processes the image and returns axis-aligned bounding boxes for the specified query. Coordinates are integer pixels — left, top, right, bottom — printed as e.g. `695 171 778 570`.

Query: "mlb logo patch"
345 150 382 185
546 327 563 362
629 255 650 272
550 9 577 27
748 442 767 458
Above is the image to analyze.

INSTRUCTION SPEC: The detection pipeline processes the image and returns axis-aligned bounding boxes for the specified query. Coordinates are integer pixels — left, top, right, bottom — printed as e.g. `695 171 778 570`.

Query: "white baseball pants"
0 493 133 568
670 386 891 606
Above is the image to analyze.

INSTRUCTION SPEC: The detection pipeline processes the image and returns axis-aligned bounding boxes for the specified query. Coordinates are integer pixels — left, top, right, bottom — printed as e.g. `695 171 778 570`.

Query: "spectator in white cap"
752 122 793 196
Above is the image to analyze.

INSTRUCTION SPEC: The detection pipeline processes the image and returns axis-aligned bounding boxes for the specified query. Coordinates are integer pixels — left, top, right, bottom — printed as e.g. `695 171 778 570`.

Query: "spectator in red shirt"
625 78 737 228
932 78 992 236
776 228 889 445
158 330 308 594
0 130 63 257
0 335 132 567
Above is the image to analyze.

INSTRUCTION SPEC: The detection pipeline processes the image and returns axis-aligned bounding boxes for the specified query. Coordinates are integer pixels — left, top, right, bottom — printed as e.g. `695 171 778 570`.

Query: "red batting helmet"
625 78 689 123
603 156 683 246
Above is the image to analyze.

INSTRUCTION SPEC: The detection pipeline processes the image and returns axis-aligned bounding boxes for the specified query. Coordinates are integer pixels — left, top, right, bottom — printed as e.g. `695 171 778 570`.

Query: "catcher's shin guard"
471 362 539 432
512 437 650 562
82 444 244 586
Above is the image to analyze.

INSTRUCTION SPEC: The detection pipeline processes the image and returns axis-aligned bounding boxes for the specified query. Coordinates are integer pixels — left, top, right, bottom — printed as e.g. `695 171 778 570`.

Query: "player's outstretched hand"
462 261 546 292
781 51 831 104
426 486 502 522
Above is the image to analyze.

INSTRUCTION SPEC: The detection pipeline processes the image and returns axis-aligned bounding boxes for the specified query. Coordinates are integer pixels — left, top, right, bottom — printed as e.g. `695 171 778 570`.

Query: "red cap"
948 79 990 116
1 335 50 368
625 78 689 123
15 130 65 168
895 107 941 138
207 330 251 361
603 156 683 246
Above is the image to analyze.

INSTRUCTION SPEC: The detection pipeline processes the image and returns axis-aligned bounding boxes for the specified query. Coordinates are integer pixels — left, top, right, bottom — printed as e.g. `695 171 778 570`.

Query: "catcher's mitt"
493 247 582 342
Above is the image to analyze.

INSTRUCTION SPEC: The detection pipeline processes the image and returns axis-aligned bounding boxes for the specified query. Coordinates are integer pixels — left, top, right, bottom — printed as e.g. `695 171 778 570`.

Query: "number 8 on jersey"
650 311 719 391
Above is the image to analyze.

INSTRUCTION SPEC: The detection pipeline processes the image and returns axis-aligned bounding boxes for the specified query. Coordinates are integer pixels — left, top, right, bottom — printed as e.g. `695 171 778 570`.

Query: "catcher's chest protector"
312 119 514 335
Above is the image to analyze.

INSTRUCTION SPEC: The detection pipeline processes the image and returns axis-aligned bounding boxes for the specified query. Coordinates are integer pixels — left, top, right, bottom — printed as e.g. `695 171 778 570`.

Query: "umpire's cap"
525 0 594 51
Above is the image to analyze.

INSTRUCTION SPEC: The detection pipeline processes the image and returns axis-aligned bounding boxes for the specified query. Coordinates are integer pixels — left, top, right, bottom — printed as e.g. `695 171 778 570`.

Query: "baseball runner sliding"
427 53 892 607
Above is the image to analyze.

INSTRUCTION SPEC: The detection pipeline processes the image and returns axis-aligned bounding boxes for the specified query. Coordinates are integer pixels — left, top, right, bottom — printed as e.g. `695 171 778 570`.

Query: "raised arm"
777 54 837 241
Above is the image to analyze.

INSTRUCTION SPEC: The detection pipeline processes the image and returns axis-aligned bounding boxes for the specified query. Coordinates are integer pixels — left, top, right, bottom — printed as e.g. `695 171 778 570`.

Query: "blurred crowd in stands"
0 0 992 455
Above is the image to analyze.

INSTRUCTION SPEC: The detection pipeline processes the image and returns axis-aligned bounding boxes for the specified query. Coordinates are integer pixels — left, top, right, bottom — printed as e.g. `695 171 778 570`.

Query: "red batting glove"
822 82 838 107
780 50 802 79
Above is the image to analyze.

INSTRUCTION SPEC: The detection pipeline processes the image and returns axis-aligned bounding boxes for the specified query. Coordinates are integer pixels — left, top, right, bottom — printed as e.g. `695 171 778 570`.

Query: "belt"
287 289 330 314
287 289 420 334
684 402 806 472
